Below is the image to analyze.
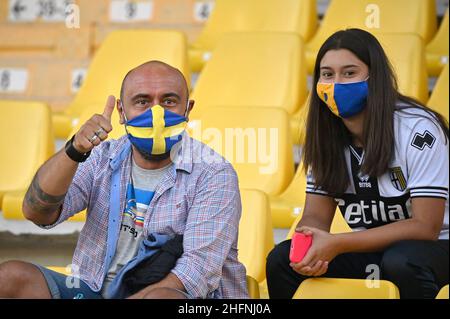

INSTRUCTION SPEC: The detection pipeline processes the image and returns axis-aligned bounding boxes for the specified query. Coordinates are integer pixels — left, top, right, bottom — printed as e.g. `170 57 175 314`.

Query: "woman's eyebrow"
320 64 360 70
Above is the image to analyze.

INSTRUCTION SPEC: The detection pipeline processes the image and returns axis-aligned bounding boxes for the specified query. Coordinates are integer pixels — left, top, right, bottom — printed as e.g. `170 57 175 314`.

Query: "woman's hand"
289 226 341 277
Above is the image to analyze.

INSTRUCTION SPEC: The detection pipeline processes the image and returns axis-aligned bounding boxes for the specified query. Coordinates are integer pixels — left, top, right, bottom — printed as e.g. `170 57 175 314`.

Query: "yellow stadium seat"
190 32 307 118
189 106 294 196
189 0 317 72
426 9 449 76
0 100 54 209
436 285 449 299
305 0 437 73
375 33 429 103
52 29 189 139
238 189 274 283
47 266 71 276
246 275 261 299
270 163 307 229
292 278 400 299
427 63 449 121
2 188 88 221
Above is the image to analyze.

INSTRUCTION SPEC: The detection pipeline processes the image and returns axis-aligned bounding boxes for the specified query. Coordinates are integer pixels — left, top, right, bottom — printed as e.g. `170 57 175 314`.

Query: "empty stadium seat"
0 100 54 209
52 29 190 139
376 33 429 103
305 0 437 73
190 32 307 118
270 164 308 228
238 189 274 283
189 106 294 196
246 275 261 299
426 9 449 76
2 189 87 221
189 0 317 72
290 97 309 146
427 62 449 121
292 278 400 299
436 285 449 299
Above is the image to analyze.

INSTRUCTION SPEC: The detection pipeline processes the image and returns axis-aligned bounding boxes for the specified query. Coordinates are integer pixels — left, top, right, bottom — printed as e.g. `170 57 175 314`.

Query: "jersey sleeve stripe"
410 186 449 191
410 194 448 199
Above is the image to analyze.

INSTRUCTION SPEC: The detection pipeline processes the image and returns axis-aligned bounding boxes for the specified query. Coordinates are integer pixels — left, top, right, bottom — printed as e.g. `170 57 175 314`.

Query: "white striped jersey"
307 106 449 239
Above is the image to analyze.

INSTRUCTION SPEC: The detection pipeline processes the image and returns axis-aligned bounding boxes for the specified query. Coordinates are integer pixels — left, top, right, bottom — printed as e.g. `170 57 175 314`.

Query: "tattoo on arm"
24 173 66 215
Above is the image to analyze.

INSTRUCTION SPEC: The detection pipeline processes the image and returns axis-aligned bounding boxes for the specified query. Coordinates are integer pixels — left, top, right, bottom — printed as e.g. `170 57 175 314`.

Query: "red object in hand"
289 232 312 263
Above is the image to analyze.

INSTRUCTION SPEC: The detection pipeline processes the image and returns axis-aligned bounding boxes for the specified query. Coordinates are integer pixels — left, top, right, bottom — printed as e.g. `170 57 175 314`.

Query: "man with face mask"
0 61 248 299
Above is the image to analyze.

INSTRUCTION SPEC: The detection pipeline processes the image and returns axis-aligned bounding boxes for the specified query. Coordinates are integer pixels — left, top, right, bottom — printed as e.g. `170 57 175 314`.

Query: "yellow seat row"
189 0 317 72
0 0 447 77
189 0 447 76
0 0 214 27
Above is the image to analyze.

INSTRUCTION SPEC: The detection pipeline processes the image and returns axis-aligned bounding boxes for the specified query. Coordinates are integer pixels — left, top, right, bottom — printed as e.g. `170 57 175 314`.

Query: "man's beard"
135 147 171 161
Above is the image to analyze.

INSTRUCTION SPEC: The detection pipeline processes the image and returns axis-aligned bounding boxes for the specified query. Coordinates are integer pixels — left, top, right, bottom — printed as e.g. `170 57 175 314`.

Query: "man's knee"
142 287 188 299
0 260 49 298
0 260 28 284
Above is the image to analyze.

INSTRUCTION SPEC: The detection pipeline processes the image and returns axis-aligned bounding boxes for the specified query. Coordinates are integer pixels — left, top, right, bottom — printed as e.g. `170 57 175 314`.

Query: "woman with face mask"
266 28 449 299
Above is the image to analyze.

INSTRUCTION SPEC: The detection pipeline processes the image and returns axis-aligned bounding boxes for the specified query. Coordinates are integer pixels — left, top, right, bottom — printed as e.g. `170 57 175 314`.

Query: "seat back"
0 100 54 204
375 33 429 103
436 285 449 299
238 189 274 282
189 106 294 196
426 9 449 76
193 0 317 51
308 0 436 49
66 30 189 121
293 278 400 299
191 32 307 116
428 63 449 121
427 9 449 56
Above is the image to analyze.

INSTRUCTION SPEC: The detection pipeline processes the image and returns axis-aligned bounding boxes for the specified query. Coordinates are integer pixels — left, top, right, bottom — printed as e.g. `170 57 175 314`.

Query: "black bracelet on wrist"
65 135 91 163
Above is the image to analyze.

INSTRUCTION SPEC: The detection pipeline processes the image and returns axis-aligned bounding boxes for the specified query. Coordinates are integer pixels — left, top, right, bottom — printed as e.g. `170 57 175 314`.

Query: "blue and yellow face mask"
316 79 369 118
124 104 187 155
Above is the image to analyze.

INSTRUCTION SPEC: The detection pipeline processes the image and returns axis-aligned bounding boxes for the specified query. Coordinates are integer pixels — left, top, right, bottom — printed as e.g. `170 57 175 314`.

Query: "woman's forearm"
334 218 441 254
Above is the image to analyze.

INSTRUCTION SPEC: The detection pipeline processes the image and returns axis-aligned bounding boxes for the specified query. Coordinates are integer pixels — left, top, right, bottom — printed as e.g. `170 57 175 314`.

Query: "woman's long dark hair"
303 28 449 194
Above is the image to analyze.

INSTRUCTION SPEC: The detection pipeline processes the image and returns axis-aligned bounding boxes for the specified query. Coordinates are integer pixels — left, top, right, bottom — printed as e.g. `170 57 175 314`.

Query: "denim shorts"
34 264 193 299
34 265 103 299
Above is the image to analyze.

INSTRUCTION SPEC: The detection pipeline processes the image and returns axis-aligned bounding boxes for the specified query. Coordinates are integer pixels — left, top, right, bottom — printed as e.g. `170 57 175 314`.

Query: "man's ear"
186 100 195 121
117 99 125 124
